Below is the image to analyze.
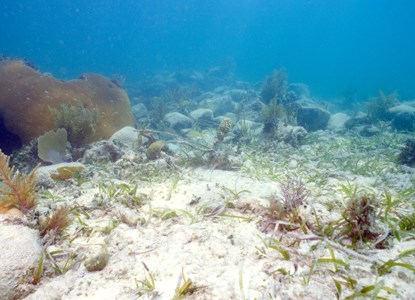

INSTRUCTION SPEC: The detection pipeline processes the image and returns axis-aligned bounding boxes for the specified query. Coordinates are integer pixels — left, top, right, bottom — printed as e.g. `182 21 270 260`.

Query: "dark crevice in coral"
0 114 22 154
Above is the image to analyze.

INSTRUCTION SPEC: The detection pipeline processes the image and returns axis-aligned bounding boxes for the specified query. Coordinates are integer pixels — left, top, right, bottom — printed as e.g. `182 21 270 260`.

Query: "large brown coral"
0 59 135 148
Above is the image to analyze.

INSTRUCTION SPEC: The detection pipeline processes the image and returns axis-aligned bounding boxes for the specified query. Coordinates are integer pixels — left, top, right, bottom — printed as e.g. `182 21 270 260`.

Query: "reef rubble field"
2 127 415 300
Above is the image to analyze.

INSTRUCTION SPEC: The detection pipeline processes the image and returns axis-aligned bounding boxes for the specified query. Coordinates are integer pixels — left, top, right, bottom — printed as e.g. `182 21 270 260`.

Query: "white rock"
164 112 193 131
189 108 214 128
0 217 41 298
388 104 415 114
109 126 139 148
328 113 350 132
36 162 85 186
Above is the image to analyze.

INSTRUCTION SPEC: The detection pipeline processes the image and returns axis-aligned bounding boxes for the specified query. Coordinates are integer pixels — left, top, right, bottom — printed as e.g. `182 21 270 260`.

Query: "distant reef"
0 59 135 152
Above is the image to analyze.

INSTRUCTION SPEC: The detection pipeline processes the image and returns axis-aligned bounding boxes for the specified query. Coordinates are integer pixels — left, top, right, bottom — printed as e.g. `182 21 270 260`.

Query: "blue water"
1 0 414 99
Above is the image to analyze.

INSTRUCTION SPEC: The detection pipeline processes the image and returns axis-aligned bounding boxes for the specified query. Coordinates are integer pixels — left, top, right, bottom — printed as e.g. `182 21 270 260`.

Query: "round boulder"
163 112 193 131
297 107 330 131
389 104 415 132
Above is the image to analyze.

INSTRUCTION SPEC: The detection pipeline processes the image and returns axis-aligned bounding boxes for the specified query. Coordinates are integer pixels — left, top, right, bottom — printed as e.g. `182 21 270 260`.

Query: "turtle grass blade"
345 284 401 299
378 261 415 276
378 248 415 276
317 258 348 268
32 248 44 285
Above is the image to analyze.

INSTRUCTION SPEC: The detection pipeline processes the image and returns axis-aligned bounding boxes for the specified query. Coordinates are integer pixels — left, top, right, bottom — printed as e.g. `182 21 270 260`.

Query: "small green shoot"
173 268 193 300
333 278 342 299
239 265 246 300
338 181 359 199
218 213 253 222
304 257 317 286
32 248 44 285
221 185 251 200
377 248 415 276
316 245 349 272
381 190 399 221
167 175 181 200
46 250 83 275
345 279 401 299
40 189 61 201
133 262 158 297
263 238 290 260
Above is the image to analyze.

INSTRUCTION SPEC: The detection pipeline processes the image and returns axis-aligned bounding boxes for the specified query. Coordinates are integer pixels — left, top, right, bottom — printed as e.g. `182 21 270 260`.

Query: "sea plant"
366 91 398 123
149 97 169 128
0 150 38 214
262 99 287 137
221 185 251 201
39 206 72 238
97 181 147 209
269 179 310 224
32 248 45 285
333 193 381 247
260 68 288 104
398 138 415 167
214 118 232 147
167 175 181 200
46 249 83 276
133 262 159 297
172 268 194 300
164 86 198 115
376 247 415 276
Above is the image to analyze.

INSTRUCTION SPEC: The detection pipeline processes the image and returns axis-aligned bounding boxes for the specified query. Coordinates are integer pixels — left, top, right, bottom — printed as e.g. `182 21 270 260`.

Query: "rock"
4 208 24 218
344 112 371 130
296 107 330 131
36 162 85 186
327 113 350 132
288 159 299 169
163 112 193 131
131 103 150 125
224 89 249 102
82 140 123 163
0 216 41 298
389 104 415 114
276 124 308 147
109 126 139 148
203 95 235 115
288 83 310 99
131 103 148 120
189 108 215 128
84 245 109 272
389 104 415 131
392 112 415 131
0 59 135 148
359 125 380 137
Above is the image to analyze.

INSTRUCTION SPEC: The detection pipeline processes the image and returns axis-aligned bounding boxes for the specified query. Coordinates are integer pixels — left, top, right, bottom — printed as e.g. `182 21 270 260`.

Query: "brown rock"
5 208 24 217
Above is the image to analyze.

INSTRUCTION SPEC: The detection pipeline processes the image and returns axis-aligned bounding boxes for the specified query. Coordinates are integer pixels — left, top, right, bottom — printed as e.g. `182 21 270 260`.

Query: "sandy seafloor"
3 128 415 300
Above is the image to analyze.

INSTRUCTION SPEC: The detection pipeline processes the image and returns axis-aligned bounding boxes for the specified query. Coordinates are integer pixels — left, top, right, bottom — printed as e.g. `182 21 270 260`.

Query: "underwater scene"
1 0 415 299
